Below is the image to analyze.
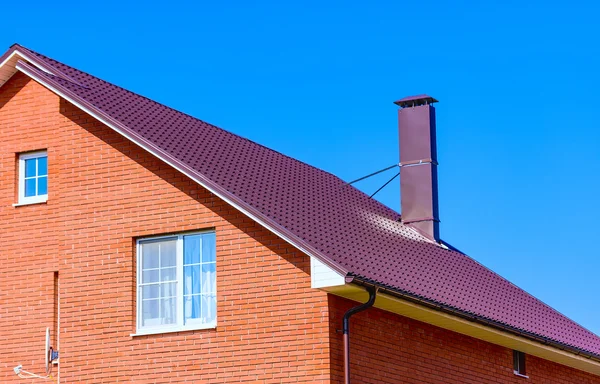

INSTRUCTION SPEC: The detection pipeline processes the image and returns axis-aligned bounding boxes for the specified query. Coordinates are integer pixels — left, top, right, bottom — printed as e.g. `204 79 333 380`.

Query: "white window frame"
134 231 217 336
17 150 48 205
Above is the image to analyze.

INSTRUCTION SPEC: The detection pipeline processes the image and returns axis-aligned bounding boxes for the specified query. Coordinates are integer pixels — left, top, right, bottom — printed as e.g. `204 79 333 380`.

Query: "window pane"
142 284 159 300
38 156 48 176
184 265 201 295
25 158 37 177
25 178 37 197
202 263 216 293
138 232 216 330
160 240 177 267
519 352 526 374
161 267 176 282
201 294 216 323
184 295 201 322
141 242 159 269
38 176 48 195
161 298 176 325
161 282 177 298
184 235 201 265
142 299 159 326
142 269 159 284
202 233 216 263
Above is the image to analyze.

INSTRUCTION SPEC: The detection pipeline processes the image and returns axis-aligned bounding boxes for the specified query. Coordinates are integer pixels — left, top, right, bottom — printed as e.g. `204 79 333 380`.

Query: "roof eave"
348 275 600 362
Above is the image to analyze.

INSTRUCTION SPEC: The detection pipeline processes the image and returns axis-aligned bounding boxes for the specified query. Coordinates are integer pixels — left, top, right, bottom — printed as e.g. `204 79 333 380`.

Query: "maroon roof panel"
11 45 600 356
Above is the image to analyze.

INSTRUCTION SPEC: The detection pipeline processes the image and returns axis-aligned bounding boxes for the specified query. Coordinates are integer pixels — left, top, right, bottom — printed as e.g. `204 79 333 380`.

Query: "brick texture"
0 73 331 383
329 295 600 383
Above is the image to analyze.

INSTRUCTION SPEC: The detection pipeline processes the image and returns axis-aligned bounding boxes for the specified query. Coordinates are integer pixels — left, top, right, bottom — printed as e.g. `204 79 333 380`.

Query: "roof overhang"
309 257 600 375
322 282 600 376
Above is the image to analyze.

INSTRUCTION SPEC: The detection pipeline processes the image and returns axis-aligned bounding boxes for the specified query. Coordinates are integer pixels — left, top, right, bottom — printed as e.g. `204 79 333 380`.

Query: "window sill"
513 371 529 379
13 199 48 207
130 322 216 337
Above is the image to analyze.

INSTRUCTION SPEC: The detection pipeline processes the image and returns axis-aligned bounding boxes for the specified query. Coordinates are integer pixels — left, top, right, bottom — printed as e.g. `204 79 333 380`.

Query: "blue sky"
3 1 599 334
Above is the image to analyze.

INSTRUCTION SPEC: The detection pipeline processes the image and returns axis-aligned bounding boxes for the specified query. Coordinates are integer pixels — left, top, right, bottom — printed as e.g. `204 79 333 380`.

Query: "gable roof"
2 44 600 359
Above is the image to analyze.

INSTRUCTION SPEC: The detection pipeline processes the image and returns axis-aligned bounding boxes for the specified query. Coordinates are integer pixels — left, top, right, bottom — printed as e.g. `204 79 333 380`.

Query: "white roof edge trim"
2 50 55 76
0 50 19 68
15 62 347 277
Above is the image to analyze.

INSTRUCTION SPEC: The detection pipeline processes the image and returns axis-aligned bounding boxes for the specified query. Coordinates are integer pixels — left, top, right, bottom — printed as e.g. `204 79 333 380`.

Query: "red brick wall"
328 295 600 383
0 73 331 383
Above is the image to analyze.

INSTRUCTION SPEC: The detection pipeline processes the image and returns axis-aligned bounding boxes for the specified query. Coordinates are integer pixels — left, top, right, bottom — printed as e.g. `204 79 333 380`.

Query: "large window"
137 231 216 334
18 151 48 205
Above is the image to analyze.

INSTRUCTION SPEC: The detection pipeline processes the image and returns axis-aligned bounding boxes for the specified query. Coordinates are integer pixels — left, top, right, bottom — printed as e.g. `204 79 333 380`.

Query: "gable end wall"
0 72 331 383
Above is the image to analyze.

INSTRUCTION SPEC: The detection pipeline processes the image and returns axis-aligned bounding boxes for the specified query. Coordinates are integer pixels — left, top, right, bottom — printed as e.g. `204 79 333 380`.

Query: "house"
1 43 599 383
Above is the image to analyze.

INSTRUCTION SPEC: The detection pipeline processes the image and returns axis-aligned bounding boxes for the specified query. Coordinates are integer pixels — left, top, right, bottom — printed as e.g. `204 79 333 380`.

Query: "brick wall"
0 73 331 383
328 295 600 383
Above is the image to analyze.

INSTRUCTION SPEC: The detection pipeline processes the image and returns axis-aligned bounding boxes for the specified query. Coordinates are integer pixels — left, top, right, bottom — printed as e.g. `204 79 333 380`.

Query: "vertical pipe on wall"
342 287 377 384
53 271 59 382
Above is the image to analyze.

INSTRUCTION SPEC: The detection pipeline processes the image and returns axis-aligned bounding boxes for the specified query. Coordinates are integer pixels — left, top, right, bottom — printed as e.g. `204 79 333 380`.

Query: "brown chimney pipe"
394 95 440 241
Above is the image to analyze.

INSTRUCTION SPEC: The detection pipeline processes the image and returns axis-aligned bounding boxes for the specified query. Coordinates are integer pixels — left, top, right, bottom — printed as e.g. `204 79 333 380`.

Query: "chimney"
394 95 440 241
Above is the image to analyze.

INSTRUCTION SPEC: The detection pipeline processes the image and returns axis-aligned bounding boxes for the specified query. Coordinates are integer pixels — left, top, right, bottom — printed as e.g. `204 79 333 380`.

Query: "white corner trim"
311 256 345 289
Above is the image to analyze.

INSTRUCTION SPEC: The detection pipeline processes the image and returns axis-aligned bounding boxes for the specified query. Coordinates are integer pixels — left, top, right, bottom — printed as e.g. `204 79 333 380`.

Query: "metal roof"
5 44 600 357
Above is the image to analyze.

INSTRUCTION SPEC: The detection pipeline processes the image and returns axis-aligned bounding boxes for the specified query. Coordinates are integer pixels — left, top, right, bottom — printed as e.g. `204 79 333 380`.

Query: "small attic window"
17 151 48 205
513 350 528 378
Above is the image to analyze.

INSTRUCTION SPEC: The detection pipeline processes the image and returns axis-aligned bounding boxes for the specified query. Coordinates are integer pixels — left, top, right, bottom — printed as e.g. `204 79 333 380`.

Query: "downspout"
343 286 377 384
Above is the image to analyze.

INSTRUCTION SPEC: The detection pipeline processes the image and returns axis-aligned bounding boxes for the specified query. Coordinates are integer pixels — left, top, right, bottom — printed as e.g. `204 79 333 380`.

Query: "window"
136 231 216 334
513 350 527 378
18 151 48 205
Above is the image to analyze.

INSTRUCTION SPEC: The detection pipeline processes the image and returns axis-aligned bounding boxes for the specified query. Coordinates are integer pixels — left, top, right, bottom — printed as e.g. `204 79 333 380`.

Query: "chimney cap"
394 94 438 108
